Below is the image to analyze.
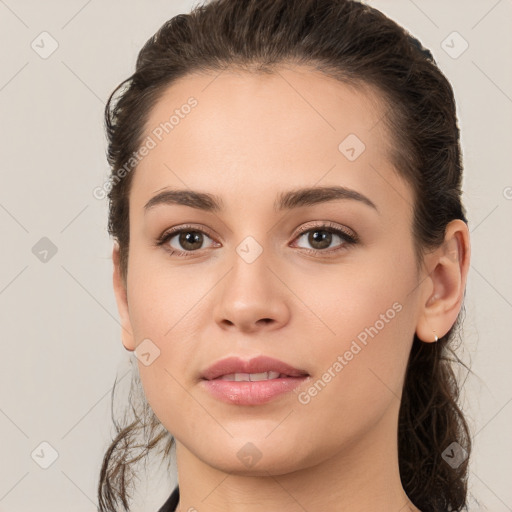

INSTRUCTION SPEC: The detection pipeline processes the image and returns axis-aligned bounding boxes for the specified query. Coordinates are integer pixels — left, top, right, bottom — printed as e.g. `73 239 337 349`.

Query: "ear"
415 219 471 343
112 242 135 351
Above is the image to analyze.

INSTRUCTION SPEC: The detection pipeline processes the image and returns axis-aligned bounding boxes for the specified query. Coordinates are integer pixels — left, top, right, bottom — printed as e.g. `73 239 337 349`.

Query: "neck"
174 403 420 512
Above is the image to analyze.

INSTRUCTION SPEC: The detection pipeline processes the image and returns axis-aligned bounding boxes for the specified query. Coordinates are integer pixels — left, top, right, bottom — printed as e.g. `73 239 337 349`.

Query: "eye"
155 221 358 258
156 224 218 257
292 221 358 255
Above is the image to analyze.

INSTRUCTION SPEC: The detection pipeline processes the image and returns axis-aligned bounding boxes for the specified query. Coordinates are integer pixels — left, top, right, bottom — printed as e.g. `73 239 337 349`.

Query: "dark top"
157 486 179 512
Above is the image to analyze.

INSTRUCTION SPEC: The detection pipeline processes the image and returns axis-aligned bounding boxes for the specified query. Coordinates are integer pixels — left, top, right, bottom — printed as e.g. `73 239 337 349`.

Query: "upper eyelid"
161 224 217 242
295 221 356 239
161 222 354 238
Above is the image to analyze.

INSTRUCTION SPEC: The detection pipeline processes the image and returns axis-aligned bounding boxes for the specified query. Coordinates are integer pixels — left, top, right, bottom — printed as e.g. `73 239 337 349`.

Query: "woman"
98 0 472 511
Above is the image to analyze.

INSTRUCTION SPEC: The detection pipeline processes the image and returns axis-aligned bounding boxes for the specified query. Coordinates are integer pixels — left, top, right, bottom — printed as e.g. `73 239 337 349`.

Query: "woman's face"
116 65 430 474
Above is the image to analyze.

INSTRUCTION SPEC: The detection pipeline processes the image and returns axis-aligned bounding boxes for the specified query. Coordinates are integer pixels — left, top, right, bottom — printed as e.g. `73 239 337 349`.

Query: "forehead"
130 65 411 218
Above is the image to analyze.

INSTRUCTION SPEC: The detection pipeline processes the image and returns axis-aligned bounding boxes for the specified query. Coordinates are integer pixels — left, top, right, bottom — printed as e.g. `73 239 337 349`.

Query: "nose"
213 249 291 334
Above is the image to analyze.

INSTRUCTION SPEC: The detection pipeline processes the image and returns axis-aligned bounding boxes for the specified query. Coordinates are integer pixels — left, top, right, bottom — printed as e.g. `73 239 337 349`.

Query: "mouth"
200 356 310 405
215 371 293 381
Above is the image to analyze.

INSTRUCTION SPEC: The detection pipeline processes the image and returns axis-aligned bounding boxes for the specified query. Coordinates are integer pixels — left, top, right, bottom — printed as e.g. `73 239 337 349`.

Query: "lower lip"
200 377 308 405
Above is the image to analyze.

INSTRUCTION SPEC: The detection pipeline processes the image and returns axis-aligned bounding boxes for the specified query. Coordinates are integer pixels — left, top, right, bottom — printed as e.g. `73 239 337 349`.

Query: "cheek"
129 301 198 429
125 262 209 416
292 254 412 344
292 290 412 451
294 252 416 400
125 250 204 343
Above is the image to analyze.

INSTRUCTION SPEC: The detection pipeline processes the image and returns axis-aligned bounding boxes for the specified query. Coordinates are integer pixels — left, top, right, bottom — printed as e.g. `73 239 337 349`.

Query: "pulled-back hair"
99 1 472 510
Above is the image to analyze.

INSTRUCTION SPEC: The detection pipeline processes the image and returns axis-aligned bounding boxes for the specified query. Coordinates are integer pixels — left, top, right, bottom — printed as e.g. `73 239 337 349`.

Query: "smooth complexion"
112 65 470 512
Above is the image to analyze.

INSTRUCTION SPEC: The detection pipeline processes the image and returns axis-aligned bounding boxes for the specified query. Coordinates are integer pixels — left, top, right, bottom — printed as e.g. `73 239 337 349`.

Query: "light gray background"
0 1 511 511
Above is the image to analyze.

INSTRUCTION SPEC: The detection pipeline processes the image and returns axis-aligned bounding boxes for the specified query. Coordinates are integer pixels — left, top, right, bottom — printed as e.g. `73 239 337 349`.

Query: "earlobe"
112 242 136 351
415 220 471 343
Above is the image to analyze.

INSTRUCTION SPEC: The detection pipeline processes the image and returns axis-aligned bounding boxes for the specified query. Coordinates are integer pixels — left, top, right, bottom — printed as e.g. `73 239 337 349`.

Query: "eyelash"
155 222 359 258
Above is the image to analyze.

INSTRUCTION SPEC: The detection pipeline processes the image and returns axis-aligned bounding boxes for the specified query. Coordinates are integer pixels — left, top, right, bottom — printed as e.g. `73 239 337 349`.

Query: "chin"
203 451 306 477
193 434 317 476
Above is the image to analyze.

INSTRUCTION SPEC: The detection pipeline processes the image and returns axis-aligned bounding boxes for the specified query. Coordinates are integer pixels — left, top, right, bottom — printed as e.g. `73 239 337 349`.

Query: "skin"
112 64 470 512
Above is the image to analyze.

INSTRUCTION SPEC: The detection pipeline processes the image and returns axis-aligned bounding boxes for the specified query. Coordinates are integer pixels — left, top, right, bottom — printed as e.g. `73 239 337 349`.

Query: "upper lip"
201 356 309 380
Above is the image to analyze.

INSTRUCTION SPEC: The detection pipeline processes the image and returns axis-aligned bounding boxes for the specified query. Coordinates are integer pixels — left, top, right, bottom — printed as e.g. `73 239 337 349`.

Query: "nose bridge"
230 236 270 294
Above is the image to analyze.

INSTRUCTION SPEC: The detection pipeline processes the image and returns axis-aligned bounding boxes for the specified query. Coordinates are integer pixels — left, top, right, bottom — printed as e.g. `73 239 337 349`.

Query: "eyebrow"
143 185 379 214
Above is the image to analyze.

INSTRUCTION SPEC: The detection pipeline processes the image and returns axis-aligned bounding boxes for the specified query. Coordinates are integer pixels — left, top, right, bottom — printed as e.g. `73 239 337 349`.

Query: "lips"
200 356 309 381
200 356 310 405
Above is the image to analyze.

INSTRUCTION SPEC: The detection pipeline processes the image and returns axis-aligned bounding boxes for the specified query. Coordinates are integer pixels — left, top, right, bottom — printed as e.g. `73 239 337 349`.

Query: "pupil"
310 230 331 249
181 231 202 250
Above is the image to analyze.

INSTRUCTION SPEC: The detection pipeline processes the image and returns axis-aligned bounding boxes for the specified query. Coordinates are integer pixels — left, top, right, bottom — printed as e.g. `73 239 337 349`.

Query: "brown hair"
99 0 473 510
